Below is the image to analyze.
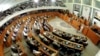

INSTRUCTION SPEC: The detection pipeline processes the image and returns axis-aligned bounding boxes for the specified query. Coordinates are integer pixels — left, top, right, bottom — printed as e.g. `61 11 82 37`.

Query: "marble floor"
4 17 100 56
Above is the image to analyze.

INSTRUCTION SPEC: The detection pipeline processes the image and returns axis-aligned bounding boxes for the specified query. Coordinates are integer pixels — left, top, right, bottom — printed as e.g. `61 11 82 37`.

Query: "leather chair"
67 48 75 56
26 40 38 51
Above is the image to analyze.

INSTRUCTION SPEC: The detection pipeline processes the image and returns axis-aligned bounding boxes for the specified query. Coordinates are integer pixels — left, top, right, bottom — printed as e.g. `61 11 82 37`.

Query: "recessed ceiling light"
97 0 100 2
51 0 56 2
34 0 39 3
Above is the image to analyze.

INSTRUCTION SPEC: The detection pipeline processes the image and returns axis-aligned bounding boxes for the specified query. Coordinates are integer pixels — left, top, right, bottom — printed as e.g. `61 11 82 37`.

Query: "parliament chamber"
0 0 100 56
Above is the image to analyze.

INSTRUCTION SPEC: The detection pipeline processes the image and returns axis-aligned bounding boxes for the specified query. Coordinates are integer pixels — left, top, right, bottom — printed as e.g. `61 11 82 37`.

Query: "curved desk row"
0 12 61 56
27 16 58 56
1 15 29 47
0 11 93 56
57 12 100 45
0 15 29 56
43 31 84 51
0 6 67 27
82 26 100 45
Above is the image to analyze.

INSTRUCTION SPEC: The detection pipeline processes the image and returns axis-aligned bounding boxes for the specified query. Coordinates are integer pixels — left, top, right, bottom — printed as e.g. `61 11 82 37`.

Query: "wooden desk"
71 19 81 30
53 29 87 42
78 18 85 24
86 28 100 45
82 26 100 45
58 13 69 23
0 44 4 56
43 31 84 51
0 15 29 56
6 17 28 47
38 47 50 56
82 26 89 35
84 20 89 26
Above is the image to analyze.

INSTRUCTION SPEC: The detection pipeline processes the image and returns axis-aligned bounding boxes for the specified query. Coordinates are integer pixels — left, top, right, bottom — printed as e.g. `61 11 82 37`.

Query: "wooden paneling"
0 44 3 56
82 26 89 35
86 28 100 45
71 20 81 30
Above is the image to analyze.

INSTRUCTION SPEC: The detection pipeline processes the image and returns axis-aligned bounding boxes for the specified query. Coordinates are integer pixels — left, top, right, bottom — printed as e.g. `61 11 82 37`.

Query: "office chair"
11 47 18 53
34 29 40 35
75 38 79 43
60 44 68 54
11 52 19 56
82 42 88 48
33 50 41 56
5 33 9 37
42 38 50 45
74 49 82 56
12 36 17 44
26 40 38 51
67 48 75 56
11 49 23 56
65 34 71 40
77 38 83 44
24 35 28 39
52 41 61 50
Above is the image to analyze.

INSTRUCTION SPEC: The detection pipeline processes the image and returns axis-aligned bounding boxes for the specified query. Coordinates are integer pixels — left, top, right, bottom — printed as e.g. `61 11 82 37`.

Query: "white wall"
64 3 73 13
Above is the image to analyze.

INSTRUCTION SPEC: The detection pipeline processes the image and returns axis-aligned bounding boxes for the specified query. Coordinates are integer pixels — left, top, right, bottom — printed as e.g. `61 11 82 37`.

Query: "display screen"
92 18 100 27
94 10 100 20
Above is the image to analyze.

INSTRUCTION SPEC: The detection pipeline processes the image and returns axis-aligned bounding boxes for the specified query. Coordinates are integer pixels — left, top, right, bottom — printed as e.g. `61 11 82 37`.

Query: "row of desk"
52 29 88 48
52 29 87 42
58 12 100 45
0 15 30 56
82 26 100 45
28 15 59 56
0 15 27 56
0 11 89 56
43 31 84 51
10 41 27 56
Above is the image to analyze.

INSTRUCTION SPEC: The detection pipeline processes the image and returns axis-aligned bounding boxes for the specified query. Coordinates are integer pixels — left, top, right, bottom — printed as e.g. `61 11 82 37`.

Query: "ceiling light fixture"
51 0 56 2
97 0 100 2
34 0 39 3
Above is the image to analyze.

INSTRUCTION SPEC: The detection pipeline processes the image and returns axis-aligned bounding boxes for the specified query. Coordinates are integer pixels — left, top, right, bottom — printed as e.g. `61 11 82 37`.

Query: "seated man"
52 40 60 50
39 34 50 45
91 22 98 32
26 38 38 51
22 30 28 39
14 27 19 33
6 30 10 36
42 18 52 32
3 30 10 42
33 50 41 56
33 18 41 35
11 44 24 56
12 36 17 43
11 44 19 53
